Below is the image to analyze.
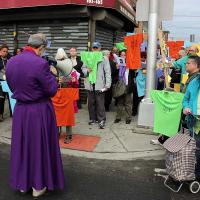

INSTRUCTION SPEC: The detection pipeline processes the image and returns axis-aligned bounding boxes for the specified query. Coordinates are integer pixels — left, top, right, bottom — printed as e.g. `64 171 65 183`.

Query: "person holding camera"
6 33 64 198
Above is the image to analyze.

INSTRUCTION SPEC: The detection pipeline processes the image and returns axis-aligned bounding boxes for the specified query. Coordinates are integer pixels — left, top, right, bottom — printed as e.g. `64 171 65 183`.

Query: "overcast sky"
162 0 200 42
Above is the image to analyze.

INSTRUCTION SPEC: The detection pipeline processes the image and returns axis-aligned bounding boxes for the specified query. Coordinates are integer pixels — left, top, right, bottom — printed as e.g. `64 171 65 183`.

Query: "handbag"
112 80 126 98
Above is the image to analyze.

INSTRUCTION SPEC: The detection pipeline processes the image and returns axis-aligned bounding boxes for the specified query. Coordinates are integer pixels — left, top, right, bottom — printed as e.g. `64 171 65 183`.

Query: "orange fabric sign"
124 33 143 69
52 88 79 126
166 41 184 60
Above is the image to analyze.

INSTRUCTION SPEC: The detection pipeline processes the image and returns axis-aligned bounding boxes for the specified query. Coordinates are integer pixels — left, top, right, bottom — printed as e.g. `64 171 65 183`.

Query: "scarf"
119 65 126 84
23 46 36 54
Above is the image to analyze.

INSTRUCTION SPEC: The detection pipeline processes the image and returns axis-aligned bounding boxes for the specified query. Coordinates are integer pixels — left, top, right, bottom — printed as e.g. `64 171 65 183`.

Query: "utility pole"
136 0 174 127
145 0 159 99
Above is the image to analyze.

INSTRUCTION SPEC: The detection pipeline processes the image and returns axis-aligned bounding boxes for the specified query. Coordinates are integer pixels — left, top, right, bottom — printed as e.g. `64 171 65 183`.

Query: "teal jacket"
182 74 200 115
173 55 189 75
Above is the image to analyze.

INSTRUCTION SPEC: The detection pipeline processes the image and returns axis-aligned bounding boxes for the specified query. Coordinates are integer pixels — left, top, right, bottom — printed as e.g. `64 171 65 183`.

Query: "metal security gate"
95 25 114 50
115 30 127 44
17 19 89 104
0 24 15 53
17 19 89 56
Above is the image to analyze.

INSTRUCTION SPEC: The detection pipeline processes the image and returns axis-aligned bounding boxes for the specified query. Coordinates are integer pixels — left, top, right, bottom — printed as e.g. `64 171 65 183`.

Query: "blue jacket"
182 74 200 115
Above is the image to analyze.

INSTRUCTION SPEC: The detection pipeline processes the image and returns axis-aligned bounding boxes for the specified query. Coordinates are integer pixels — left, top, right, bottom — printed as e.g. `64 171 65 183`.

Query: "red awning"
0 0 136 22
0 0 115 9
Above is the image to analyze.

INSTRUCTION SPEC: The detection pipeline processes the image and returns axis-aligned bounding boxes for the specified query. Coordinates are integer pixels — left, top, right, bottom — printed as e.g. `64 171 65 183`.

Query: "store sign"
0 0 114 9
116 0 136 22
0 0 135 22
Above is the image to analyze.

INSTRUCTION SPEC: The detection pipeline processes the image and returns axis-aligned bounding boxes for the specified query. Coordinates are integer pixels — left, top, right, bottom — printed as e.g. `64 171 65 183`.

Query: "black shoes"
88 120 96 125
114 119 121 123
64 135 72 144
126 120 131 124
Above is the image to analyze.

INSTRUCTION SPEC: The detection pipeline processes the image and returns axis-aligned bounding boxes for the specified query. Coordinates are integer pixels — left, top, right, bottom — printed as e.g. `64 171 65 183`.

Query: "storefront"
0 0 137 53
0 0 137 104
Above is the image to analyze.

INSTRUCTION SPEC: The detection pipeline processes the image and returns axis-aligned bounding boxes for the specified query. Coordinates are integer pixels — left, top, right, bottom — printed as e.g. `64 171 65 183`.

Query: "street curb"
60 148 165 160
0 136 165 161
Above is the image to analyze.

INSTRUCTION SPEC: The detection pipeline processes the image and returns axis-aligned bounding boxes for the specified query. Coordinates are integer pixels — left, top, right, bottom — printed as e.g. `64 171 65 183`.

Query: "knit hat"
28 33 47 47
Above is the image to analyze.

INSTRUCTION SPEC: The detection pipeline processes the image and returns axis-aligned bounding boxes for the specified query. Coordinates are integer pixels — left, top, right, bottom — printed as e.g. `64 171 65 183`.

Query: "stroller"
163 127 200 193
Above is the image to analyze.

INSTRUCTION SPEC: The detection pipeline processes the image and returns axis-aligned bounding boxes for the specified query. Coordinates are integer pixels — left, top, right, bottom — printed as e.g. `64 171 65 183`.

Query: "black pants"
0 88 6 115
116 93 132 120
0 91 12 117
88 91 106 122
132 83 139 115
104 85 113 111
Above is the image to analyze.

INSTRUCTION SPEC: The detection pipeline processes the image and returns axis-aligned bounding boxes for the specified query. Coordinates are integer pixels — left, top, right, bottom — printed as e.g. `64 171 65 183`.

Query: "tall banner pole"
158 29 170 89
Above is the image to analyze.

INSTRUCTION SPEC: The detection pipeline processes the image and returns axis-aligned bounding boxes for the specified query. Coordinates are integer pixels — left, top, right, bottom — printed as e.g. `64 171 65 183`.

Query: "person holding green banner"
116 42 127 52
81 42 111 129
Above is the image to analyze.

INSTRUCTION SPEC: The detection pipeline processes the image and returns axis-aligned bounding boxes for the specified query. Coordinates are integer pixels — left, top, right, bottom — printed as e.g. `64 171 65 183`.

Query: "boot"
64 135 72 144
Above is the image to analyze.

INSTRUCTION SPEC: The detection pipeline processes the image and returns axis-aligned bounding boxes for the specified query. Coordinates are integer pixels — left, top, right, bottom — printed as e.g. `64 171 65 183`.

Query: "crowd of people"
0 32 199 197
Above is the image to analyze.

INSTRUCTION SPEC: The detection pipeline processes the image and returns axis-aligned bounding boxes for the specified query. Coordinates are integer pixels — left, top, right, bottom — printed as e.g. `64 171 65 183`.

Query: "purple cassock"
6 49 65 191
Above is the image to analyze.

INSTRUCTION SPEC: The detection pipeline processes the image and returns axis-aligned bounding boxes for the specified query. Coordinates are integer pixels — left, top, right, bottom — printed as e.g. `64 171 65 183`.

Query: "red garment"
166 41 184 60
52 88 79 126
124 33 143 69
23 46 36 54
61 71 79 113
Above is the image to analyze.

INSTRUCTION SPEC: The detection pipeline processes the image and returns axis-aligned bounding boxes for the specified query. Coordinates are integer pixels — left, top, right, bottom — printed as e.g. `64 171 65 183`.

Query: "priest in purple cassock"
6 33 65 198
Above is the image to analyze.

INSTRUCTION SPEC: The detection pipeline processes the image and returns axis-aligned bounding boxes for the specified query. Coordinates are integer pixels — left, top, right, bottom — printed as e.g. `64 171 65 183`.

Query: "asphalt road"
0 143 200 200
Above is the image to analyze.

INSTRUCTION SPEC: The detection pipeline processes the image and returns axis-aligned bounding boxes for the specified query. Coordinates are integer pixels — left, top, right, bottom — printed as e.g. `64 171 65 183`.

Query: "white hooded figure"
55 48 73 77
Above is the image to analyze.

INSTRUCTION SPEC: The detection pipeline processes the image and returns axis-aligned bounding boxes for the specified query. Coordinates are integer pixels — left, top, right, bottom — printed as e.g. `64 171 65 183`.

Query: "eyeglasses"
93 47 98 49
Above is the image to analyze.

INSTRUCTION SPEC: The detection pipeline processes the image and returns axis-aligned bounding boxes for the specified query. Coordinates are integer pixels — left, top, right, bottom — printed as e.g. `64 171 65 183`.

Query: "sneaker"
150 139 161 145
32 187 47 198
88 120 95 125
99 120 105 129
64 136 72 144
114 119 121 123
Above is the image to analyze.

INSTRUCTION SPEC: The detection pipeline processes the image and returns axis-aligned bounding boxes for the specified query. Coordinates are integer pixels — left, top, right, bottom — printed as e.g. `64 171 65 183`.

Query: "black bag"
112 80 126 98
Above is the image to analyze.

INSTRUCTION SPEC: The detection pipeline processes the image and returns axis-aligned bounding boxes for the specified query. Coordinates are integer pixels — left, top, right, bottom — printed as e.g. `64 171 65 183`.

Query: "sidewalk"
0 102 165 160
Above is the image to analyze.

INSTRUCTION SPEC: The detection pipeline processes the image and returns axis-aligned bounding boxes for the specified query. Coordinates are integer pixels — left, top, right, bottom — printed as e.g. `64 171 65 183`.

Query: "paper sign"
181 74 188 84
174 83 181 92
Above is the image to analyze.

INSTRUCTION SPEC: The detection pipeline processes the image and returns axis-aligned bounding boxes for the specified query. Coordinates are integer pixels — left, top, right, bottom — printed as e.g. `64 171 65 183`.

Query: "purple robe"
6 50 65 191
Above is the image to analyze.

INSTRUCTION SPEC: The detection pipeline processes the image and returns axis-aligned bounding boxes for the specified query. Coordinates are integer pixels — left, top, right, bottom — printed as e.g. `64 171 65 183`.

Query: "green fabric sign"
116 42 127 51
81 51 103 84
151 90 184 137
